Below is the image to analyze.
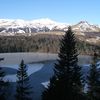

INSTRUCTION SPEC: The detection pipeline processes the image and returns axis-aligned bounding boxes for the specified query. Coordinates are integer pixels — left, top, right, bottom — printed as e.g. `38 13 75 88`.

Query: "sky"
0 0 100 24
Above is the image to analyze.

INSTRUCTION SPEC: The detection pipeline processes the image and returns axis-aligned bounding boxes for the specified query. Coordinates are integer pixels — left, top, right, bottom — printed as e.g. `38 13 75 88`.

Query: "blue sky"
0 0 100 24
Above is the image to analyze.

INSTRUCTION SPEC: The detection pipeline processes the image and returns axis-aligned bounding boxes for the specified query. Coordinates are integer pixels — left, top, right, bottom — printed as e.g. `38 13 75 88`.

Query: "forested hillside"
0 34 99 55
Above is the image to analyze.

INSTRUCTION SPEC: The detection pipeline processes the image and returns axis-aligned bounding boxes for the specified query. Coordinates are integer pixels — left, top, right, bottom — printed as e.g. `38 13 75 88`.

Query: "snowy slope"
0 18 68 34
0 18 100 35
72 21 100 32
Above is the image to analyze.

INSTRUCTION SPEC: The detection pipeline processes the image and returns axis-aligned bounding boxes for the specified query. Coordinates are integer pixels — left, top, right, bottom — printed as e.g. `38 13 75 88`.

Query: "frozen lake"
1 63 44 82
0 52 58 65
0 52 92 100
0 52 91 65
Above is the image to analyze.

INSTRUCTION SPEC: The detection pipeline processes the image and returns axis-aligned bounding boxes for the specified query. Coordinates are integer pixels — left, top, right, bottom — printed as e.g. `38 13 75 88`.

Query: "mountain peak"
0 18 99 35
31 18 58 25
78 21 89 25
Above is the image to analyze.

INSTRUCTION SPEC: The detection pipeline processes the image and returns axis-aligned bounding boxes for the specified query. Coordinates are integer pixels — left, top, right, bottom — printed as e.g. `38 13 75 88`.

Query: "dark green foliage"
0 59 9 100
0 67 5 100
87 53 100 100
15 60 32 100
42 27 85 100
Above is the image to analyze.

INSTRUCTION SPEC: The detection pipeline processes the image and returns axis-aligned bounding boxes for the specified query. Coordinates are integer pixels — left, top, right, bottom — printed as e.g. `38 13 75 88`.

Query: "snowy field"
0 53 92 100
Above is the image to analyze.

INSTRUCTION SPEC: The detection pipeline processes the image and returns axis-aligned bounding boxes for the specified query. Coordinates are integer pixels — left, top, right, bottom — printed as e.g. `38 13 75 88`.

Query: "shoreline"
0 52 92 65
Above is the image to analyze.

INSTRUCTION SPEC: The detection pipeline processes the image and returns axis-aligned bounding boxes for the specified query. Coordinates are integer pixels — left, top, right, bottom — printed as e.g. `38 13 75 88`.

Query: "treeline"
0 35 60 53
0 34 99 55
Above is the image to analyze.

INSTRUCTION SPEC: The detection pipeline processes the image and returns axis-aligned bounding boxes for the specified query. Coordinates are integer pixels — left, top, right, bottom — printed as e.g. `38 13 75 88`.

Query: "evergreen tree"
0 58 9 100
87 52 100 100
42 27 85 100
15 60 32 100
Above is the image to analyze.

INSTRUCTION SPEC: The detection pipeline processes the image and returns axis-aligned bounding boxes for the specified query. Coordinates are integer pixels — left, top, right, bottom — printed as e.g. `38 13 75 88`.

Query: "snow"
41 81 50 88
96 61 100 68
0 18 99 35
13 19 28 27
96 36 100 40
1 64 19 70
0 18 68 30
17 30 25 33
74 21 99 32
0 18 69 34
27 64 44 76
41 81 49 88
3 63 44 82
31 18 57 25
82 64 91 67
4 74 16 82
82 61 100 68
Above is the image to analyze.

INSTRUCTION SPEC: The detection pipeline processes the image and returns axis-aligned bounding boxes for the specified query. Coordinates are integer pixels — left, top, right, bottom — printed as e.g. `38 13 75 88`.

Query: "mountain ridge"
0 18 100 36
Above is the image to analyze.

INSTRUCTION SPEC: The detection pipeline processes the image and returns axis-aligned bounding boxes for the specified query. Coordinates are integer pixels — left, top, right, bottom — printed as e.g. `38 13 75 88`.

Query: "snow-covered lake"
1 63 44 82
0 52 58 64
0 52 92 83
0 52 92 65
0 52 92 100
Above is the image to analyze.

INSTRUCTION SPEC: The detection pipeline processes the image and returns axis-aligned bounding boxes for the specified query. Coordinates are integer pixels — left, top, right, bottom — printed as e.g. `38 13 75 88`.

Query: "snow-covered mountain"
0 18 68 35
72 21 100 32
0 18 100 36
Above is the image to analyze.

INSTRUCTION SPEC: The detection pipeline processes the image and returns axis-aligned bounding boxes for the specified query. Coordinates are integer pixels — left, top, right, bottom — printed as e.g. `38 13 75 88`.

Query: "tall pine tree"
0 58 9 100
87 52 100 100
15 60 32 100
42 27 85 100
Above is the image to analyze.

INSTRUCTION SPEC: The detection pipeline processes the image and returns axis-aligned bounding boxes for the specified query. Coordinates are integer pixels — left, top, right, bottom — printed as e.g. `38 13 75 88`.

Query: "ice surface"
3 63 44 82
0 53 57 65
